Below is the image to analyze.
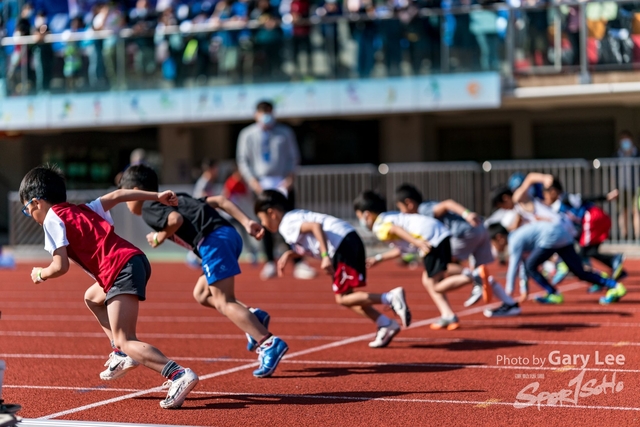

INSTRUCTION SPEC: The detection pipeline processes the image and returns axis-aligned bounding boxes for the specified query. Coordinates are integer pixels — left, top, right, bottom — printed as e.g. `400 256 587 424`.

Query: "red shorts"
331 232 367 294
580 206 611 247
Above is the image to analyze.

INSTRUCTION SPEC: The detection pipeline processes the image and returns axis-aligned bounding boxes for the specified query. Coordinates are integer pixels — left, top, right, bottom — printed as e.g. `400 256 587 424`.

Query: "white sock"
490 276 516 306
376 314 392 328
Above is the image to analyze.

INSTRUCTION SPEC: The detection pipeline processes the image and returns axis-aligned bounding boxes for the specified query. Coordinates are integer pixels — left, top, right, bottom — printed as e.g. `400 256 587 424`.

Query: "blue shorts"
199 226 243 285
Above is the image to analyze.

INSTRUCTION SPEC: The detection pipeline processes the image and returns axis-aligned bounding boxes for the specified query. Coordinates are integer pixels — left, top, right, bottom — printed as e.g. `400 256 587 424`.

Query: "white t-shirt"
372 212 450 254
43 199 112 256
279 209 354 258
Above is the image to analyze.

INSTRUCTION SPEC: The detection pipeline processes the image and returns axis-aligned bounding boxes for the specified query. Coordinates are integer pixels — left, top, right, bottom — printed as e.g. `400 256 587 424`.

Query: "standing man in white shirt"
236 100 316 280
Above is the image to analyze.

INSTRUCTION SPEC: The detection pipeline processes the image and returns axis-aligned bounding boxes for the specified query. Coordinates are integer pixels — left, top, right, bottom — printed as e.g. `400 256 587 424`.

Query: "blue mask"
621 139 633 151
359 217 368 228
259 114 274 126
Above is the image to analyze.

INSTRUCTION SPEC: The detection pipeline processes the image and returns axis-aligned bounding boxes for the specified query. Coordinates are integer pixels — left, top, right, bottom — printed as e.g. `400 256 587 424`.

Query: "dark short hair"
254 189 290 215
19 164 67 205
619 129 633 139
548 177 563 193
119 164 159 192
201 158 217 170
353 191 387 214
395 183 423 205
491 186 513 208
256 100 274 113
488 223 509 240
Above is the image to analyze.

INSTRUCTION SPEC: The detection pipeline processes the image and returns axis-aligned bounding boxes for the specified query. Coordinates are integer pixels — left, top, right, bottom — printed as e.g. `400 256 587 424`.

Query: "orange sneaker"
477 265 492 303
430 316 460 331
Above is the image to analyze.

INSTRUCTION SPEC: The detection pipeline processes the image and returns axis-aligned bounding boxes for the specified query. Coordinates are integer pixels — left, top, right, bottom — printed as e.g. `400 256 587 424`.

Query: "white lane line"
0 332 353 340
34 281 586 419
0 316 373 324
14 388 640 413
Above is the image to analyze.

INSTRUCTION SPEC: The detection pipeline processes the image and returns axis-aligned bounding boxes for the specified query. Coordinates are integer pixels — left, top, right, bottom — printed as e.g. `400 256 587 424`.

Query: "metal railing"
9 158 640 246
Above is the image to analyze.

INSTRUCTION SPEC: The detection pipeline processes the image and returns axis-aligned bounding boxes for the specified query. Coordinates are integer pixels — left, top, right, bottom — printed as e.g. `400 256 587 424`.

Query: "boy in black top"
108 165 288 378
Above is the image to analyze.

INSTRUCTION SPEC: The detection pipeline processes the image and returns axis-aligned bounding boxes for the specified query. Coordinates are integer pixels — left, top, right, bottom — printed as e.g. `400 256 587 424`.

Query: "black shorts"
105 254 151 305
331 232 367 294
422 237 452 278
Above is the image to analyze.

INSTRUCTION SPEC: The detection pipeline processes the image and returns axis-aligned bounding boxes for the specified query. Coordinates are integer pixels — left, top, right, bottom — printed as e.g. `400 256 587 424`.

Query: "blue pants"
525 245 617 294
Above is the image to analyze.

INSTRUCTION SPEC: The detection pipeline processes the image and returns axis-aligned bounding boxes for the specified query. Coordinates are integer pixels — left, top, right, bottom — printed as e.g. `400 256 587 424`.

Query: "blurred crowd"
2 0 640 94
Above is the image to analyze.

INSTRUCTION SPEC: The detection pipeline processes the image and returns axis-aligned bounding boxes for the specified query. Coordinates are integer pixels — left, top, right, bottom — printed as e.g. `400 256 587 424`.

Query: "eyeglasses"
22 198 39 217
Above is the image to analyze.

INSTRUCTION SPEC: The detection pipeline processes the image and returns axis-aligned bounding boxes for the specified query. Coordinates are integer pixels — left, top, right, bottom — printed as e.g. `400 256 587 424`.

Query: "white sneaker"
159 368 199 409
99 352 139 381
368 320 400 348
388 287 411 327
260 262 277 281
293 261 317 280
463 284 483 308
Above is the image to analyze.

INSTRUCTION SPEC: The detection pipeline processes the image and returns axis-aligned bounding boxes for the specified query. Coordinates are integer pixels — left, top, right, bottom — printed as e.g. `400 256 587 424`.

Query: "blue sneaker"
253 336 288 378
612 254 625 281
246 308 271 352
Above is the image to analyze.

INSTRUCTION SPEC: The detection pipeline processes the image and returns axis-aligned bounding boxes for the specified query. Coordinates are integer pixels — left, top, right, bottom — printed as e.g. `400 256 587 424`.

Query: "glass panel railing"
4 0 640 97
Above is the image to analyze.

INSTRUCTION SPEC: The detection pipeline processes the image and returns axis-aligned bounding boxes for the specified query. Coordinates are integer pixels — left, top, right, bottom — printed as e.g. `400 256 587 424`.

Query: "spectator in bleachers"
316 0 343 77
90 2 124 88
129 0 158 80
290 0 312 78
251 0 283 79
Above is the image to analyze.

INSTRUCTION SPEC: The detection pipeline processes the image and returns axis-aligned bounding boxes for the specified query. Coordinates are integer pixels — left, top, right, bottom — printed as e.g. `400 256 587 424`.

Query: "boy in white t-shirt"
355 191 517 329
255 190 411 348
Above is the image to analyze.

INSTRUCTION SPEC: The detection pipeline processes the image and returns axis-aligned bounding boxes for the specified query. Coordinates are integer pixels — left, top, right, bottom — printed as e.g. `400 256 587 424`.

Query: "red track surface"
2 259 640 426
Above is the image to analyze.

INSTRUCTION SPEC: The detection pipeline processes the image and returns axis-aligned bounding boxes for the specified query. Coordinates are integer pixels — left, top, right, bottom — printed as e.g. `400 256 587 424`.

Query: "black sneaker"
483 302 521 318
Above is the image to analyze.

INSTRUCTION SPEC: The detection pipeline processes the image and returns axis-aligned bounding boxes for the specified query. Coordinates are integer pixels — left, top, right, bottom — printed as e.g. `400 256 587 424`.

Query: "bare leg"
634 199 640 240
433 274 472 293
619 208 628 240
422 271 455 318
334 293 381 322
84 283 113 342
107 294 170 373
335 292 383 306
193 275 268 341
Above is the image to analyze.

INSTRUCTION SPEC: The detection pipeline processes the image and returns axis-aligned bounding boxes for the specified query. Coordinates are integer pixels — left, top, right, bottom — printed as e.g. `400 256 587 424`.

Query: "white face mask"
359 215 368 228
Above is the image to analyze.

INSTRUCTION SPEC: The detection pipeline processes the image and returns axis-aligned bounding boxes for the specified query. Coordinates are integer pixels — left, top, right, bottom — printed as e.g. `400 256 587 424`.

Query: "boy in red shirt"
20 165 198 409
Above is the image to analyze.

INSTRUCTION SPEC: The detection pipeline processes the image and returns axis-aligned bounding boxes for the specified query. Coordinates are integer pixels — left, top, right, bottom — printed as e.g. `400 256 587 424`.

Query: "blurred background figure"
615 130 640 241
193 158 219 198
236 100 316 280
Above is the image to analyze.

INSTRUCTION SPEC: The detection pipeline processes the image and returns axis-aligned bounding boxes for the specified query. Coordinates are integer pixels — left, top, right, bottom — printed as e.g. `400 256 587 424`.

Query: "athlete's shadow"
282 362 468 378
477 322 597 332
409 338 533 352
517 309 632 318
170 390 485 410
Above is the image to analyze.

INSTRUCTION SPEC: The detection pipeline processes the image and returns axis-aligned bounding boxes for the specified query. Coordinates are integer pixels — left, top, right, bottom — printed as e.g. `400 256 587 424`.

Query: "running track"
1 259 639 426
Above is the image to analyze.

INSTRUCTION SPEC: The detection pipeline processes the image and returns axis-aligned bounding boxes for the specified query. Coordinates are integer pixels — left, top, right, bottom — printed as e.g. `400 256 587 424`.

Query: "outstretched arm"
31 247 69 283
366 247 401 268
206 195 264 240
146 211 183 248
433 199 480 227
300 222 333 275
512 173 553 204
389 224 431 255
99 189 178 212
